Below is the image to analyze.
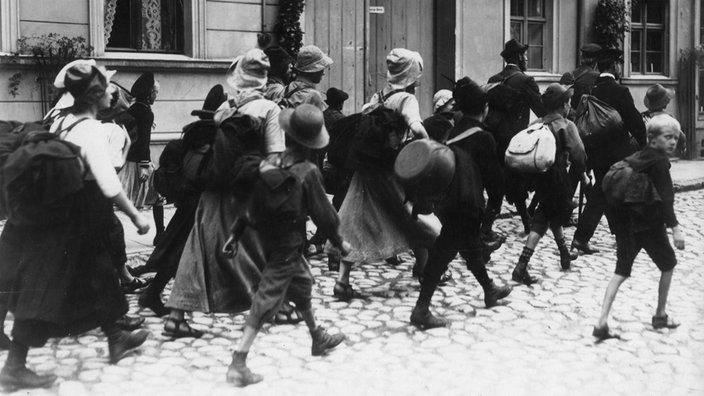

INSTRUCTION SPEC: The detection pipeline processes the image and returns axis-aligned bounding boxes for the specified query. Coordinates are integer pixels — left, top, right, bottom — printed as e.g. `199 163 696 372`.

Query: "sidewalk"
118 159 704 258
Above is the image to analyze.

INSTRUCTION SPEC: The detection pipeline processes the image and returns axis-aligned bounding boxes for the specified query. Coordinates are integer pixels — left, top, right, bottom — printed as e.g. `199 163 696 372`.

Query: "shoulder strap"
56 117 90 139
380 89 404 103
283 85 306 100
446 126 482 145
501 71 521 85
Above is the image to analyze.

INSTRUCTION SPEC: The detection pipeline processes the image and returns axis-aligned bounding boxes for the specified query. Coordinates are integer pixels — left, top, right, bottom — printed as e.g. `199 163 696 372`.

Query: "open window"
104 0 185 53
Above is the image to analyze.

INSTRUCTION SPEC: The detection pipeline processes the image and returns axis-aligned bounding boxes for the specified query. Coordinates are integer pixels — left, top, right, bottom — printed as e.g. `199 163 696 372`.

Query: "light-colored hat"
294 45 333 73
278 104 329 149
226 49 270 91
432 89 453 112
386 48 423 90
644 84 674 111
54 59 115 89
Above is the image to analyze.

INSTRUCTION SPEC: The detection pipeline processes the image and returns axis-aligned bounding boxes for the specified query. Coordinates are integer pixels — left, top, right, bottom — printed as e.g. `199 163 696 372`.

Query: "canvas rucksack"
1 118 87 227
440 127 485 214
277 85 307 109
602 155 661 206
574 94 624 148
504 122 556 173
249 159 306 231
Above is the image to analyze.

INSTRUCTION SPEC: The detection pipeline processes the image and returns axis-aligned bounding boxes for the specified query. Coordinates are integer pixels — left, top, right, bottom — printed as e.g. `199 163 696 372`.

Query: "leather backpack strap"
446 126 482 145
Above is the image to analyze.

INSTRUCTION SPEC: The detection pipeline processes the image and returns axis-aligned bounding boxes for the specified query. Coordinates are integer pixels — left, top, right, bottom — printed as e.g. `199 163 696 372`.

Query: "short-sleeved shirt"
364 88 423 131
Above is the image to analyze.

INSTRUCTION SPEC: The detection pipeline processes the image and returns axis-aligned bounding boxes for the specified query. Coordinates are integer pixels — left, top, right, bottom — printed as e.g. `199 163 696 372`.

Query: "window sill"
1 54 231 73
525 72 563 83
621 75 676 85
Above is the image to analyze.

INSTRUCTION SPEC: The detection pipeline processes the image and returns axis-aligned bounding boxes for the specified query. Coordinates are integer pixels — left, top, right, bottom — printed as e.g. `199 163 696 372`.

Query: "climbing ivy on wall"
593 0 629 49
274 0 305 57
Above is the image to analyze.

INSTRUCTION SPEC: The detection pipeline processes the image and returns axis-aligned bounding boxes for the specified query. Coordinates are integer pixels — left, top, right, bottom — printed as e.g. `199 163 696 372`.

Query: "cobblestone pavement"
1 190 703 396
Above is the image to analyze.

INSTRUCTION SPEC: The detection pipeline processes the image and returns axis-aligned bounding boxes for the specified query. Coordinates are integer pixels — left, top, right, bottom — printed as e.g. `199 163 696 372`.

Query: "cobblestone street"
1 189 703 396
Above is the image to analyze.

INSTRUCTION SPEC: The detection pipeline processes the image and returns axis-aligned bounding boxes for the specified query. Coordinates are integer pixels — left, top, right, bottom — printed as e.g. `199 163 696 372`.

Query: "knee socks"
4 341 29 369
517 246 535 268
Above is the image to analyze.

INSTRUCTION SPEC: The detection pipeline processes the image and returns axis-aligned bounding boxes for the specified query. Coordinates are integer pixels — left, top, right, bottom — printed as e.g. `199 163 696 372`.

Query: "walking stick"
578 181 584 224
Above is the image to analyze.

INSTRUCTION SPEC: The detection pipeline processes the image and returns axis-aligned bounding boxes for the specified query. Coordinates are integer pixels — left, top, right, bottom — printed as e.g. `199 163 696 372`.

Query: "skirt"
166 190 264 314
4 182 127 346
119 161 159 208
330 169 437 263
143 196 199 273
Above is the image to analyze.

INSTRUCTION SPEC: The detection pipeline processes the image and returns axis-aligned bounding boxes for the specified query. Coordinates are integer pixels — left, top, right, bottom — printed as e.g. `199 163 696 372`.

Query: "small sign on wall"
369 6 385 14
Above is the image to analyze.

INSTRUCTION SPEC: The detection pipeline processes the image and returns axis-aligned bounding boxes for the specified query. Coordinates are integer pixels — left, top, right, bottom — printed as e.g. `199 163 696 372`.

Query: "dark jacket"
440 116 505 218
126 102 153 163
560 65 599 111
589 75 647 169
486 65 547 147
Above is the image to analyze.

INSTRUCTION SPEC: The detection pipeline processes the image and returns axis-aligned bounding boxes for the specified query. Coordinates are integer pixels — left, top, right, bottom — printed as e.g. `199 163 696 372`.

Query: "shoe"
162 317 203 339
333 282 364 302
571 240 600 255
226 363 263 387
108 329 149 364
410 307 448 330
115 315 145 331
652 314 680 329
138 291 170 317
438 270 453 286
0 366 56 391
127 265 153 277
327 253 340 272
304 243 324 258
0 333 10 351
272 302 304 325
484 282 512 308
311 327 346 356
385 255 403 266
511 265 539 286
559 247 573 271
121 277 151 294
592 325 620 342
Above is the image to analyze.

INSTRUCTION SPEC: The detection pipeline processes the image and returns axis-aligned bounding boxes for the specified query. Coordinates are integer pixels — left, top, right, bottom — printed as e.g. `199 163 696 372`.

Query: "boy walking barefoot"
593 114 686 341
222 104 351 386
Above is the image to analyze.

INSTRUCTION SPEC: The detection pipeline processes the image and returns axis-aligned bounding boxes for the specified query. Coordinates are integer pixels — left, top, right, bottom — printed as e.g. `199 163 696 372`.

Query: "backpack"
485 73 523 113
504 122 556 173
441 127 485 214
277 85 307 109
1 119 87 227
152 139 188 202
574 94 623 148
249 159 306 231
602 156 661 206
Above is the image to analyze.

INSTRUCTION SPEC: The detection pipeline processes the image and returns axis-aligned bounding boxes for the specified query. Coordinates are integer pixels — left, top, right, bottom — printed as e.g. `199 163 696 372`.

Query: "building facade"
1 0 701 159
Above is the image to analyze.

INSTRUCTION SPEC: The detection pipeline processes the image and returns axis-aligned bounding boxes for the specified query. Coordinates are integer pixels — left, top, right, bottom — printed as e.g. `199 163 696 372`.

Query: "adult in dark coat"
571 48 647 256
138 84 228 317
485 39 547 235
559 43 602 117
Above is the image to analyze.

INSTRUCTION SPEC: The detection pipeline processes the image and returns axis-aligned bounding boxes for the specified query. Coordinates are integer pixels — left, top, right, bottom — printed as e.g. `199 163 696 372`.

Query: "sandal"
333 282 365 302
121 277 151 294
272 302 304 325
592 325 620 343
162 317 203 339
652 314 680 329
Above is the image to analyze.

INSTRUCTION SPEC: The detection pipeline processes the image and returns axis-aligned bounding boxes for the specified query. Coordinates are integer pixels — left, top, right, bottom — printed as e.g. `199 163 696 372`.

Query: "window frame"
624 0 676 79
504 0 555 73
629 0 668 75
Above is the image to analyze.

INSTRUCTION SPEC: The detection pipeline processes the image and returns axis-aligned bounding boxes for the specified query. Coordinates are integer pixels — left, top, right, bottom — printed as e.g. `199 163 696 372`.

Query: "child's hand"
672 227 685 250
339 241 352 257
131 213 150 235
222 234 238 258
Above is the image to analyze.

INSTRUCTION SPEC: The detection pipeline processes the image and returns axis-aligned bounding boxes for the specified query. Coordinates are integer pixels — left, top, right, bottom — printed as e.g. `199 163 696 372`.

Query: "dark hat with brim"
131 72 155 99
191 84 228 119
541 83 574 109
644 84 674 111
279 104 329 149
501 39 529 58
581 43 603 56
325 87 349 106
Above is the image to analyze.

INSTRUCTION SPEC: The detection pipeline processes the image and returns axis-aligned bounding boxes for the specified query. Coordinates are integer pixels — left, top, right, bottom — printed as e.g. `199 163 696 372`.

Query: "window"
630 0 667 74
510 0 546 70
104 0 184 53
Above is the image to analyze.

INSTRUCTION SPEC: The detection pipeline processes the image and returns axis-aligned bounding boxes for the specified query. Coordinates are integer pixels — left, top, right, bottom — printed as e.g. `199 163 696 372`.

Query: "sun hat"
278 103 329 149
432 89 454 113
325 87 349 107
54 59 115 89
541 83 574 109
386 48 423 90
500 39 529 59
191 84 229 119
226 49 270 91
644 84 674 111
294 45 333 73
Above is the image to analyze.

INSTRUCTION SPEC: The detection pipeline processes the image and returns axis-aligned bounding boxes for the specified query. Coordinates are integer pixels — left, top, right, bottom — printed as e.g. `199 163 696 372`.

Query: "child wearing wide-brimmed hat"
224 104 351 387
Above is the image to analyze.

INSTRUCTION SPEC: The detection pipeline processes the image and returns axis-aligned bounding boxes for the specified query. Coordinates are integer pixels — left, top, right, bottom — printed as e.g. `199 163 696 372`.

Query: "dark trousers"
574 166 608 243
418 214 490 305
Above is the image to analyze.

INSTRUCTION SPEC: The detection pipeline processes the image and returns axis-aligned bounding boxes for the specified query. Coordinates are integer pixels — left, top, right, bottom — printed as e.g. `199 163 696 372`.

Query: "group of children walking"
0 39 687 390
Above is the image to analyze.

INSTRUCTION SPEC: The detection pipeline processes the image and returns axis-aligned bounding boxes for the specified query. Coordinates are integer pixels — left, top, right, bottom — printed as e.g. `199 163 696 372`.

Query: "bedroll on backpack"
602 159 661 206
394 139 456 198
249 160 305 231
2 125 85 227
504 123 556 173
574 94 623 147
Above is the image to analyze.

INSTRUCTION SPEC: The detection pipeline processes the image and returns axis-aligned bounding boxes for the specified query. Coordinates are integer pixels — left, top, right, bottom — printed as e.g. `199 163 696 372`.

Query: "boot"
483 281 512 308
226 351 263 387
106 329 149 364
0 333 10 351
512 262 539 286
410 306 448 330
138 289 169 317
559 245 573 270
311 327 346 356
0 342 56 391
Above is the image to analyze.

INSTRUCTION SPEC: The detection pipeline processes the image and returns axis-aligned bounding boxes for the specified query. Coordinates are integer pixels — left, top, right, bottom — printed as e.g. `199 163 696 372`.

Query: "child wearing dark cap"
593 114 685 341
223 104 351 387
